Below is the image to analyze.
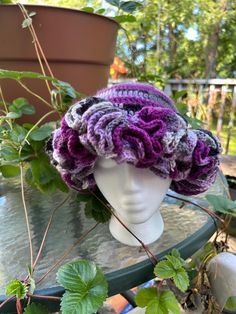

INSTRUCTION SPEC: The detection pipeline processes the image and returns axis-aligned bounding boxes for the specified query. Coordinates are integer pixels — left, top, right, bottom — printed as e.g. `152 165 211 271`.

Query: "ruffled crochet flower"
46 83 221 196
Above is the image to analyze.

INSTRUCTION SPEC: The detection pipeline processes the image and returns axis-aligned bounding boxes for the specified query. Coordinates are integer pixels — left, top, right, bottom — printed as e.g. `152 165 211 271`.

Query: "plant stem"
0 85 9 114
20 109 56 153
166 193 225 226
36 222 99 284
18 4 54 95
32 194 71 270
90 191 158 265
20 163 33 269
0 296 15 309
17 80 53 109
27 294 61 301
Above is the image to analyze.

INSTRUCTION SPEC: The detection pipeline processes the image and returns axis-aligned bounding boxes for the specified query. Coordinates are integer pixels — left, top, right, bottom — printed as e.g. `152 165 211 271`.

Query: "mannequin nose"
123 164 140 193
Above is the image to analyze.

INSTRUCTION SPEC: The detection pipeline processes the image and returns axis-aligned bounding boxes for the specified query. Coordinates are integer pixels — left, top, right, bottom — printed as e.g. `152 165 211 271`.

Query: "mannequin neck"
109 210 164 246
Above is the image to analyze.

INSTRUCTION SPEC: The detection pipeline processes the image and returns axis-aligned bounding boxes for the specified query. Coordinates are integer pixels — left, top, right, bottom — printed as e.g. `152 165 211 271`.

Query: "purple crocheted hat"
47 82 221 196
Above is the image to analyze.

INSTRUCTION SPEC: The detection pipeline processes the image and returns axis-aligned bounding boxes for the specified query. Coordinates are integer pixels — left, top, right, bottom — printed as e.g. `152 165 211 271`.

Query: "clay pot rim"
0 3 120 28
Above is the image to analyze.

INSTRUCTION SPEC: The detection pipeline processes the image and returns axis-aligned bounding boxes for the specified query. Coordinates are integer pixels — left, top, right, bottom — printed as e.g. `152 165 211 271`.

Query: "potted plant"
0 3 119 123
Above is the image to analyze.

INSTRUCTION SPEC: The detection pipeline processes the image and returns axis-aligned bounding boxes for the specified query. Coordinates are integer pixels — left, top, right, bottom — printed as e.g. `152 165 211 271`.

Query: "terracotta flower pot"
0 4 119 123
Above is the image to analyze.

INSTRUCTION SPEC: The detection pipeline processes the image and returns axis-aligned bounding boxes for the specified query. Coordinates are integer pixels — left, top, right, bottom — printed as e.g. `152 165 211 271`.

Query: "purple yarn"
47 82 221 196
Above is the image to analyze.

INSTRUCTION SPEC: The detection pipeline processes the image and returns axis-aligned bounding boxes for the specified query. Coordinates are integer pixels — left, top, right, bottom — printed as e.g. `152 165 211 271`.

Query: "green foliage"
154 249 189 292
225 296 236 311
57 260 108 314
206 194 236 217
23 303 49 314
0 165 20 177
77 190 111 223
135 287 157 307
136 289 181 314
6 279 27 299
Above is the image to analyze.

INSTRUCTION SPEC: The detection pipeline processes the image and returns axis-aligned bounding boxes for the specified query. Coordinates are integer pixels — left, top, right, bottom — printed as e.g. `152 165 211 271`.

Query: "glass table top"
0 174 226 295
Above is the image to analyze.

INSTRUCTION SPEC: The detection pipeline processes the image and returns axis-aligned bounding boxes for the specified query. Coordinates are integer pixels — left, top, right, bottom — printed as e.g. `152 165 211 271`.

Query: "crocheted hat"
47 82 221 196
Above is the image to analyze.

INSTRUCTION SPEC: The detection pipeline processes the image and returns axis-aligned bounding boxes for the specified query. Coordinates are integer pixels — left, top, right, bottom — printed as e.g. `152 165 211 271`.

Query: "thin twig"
0 296 15 309
90 191 158 265
19 109 56 157
33 194 71 270
27 294 61 301
166 193 225 226
0 85 9 114
17 4 53 95
20 163 33 268
36 222 99 284
17 80 53 109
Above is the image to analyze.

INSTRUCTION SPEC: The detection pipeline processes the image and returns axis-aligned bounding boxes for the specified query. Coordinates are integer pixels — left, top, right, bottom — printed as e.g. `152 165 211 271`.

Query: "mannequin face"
94 158 172 224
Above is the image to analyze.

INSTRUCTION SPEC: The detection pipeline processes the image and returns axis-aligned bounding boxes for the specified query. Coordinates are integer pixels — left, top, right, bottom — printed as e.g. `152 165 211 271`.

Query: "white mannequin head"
94 157 172 246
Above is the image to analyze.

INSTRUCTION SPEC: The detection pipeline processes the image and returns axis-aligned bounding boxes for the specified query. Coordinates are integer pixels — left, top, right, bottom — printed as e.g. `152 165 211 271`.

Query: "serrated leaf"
10 124 27 143
166 255 184 270
0 165 20 178
206 194 236 216
105 0 120 7
225 296 236 311
6 279 26 299
135 287 157 308
154 260 176 279
171 248 181 259
173 268 189 292
146 290 181 314
120 1 142 13
81 6 94 12
29 123 55 141
57 260 108 314
160 290 181 314
10 98 35 115
23 303 49 314
113 14 136 23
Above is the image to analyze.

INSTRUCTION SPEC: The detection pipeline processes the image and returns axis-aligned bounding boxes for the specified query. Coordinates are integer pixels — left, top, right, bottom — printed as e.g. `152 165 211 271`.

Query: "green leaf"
146 290 181 314
120 1 142 13
173 90 187 101
6 279 27 299
10 98 35 116
6 112 22 119
225 296 236 311
81 6 94 13
160 290 181 314
105 0 120 7
173 268 189 292
52 80 77 99
113 15 136 23
57 260 108 314
0 69 54 81
77 193 93 202
23 303 49 314
96 8 106 14
135 287 157 308
22 17 32 28
84 194 111 223
0 165 20 178
29 123 55 141
10 124 27 143
171 248 181 259
166 255 184 270
206 194 236 216
154 260 176 279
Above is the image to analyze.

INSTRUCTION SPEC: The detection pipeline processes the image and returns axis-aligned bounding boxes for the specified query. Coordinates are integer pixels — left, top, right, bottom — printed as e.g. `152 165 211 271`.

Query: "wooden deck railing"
110 78 236 154
165 79 236 154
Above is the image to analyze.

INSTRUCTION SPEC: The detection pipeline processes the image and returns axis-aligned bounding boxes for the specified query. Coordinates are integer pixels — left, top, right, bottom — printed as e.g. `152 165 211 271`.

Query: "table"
0 173 227 313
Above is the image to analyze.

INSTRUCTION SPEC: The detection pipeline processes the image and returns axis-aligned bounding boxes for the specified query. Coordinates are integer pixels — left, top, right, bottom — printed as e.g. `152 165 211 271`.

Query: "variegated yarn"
47 83 221 196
